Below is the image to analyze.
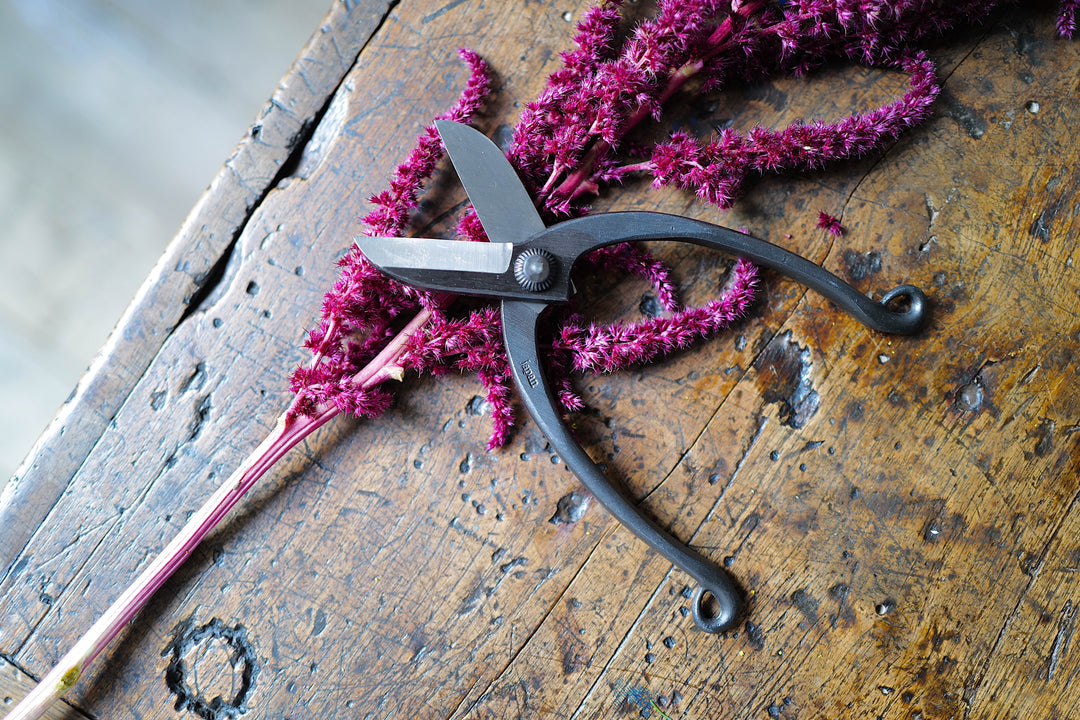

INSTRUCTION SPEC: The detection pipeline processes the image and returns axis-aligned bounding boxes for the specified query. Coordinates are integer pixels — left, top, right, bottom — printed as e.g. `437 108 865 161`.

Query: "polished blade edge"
355 236 513 275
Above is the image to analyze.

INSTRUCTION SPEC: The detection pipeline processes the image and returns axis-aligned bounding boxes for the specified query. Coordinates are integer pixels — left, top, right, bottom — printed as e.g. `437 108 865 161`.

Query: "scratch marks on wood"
448 516 493 548
1048 600 1076 681
422 0 469 25
726 415 768 493
457 553 529 616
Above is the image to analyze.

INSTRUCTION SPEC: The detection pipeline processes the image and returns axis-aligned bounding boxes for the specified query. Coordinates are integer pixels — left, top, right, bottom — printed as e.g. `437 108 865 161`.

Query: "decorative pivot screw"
514 249 556 292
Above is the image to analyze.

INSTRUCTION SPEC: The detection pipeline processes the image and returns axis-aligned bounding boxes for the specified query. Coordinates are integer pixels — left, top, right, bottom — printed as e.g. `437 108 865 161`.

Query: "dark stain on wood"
754 330 819 428
744 621 766 650
790 587 819 626
549 491 588 525
841 249 882 284
938 87 988 139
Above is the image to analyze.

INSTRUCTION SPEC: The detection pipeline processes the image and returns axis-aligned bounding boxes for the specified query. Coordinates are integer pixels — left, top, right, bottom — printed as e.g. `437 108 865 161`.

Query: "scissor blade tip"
351 236 515 275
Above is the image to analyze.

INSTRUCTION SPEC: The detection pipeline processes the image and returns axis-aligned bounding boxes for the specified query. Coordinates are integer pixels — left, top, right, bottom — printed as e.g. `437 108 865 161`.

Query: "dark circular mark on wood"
163 615 258 720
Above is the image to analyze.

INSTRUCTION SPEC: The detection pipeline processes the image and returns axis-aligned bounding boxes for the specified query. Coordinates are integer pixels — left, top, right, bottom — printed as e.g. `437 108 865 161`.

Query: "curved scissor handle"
528 212 928 335
502 299 742 632
502 214 931 633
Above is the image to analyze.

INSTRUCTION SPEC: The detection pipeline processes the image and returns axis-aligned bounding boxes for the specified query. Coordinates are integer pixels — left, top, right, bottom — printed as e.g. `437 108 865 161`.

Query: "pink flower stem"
5 304 437 720
349 301 442 388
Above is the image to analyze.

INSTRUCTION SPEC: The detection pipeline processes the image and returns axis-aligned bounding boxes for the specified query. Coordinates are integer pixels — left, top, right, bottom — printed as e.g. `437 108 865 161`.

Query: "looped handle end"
877 284 929 335
691 585 741 634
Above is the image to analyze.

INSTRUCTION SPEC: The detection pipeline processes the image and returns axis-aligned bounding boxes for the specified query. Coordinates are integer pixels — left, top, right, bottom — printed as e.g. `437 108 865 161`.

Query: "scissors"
356 120 928 633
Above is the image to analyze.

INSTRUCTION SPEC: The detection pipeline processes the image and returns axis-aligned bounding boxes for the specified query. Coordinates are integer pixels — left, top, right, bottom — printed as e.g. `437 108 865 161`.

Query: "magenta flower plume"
291 1 1080 451
817 211 845 237
1060 0 1080 37
289 49 490 420
554 259 759 375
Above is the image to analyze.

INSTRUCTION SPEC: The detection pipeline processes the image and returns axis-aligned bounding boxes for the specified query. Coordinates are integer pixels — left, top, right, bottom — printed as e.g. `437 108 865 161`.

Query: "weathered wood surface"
0 0 394 575
2 2 1079 719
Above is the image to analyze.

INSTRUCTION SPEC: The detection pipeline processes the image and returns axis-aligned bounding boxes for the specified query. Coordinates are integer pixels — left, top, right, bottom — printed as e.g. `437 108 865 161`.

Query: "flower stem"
4 304 437 720
3 405 337 720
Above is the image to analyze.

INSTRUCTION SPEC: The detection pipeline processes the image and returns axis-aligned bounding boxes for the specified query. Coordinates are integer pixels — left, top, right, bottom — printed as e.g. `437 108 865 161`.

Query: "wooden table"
2 3 1078 718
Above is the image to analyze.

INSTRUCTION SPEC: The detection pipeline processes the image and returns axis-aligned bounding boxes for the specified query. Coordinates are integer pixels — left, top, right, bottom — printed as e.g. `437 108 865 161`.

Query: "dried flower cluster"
291 0 1078 449
817 211 845 237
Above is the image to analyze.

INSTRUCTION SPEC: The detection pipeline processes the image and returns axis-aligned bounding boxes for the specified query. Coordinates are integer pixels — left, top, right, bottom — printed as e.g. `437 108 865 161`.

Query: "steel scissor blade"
434 120 547 245
356 235 513 274
355 234 573 301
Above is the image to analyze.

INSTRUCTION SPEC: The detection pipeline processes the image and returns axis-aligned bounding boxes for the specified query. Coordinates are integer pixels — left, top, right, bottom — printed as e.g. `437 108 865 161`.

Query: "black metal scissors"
355 120 928 633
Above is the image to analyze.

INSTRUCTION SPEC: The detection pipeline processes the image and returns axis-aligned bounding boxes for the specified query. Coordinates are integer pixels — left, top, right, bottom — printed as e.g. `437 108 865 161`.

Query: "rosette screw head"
514 249 556 292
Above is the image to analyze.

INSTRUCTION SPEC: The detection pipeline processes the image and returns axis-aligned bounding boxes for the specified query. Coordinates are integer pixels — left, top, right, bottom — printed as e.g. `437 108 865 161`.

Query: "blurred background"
0 0 331 481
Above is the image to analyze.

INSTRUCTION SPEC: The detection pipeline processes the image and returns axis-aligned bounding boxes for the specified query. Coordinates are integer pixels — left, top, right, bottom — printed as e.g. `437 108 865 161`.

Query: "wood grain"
1 659 86 719
2 3 1078 719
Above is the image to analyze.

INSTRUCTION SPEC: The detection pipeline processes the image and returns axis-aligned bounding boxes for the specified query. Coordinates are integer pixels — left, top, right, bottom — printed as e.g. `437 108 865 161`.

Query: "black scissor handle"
529 212 929 335
502 299 742 632
501 214 930 633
